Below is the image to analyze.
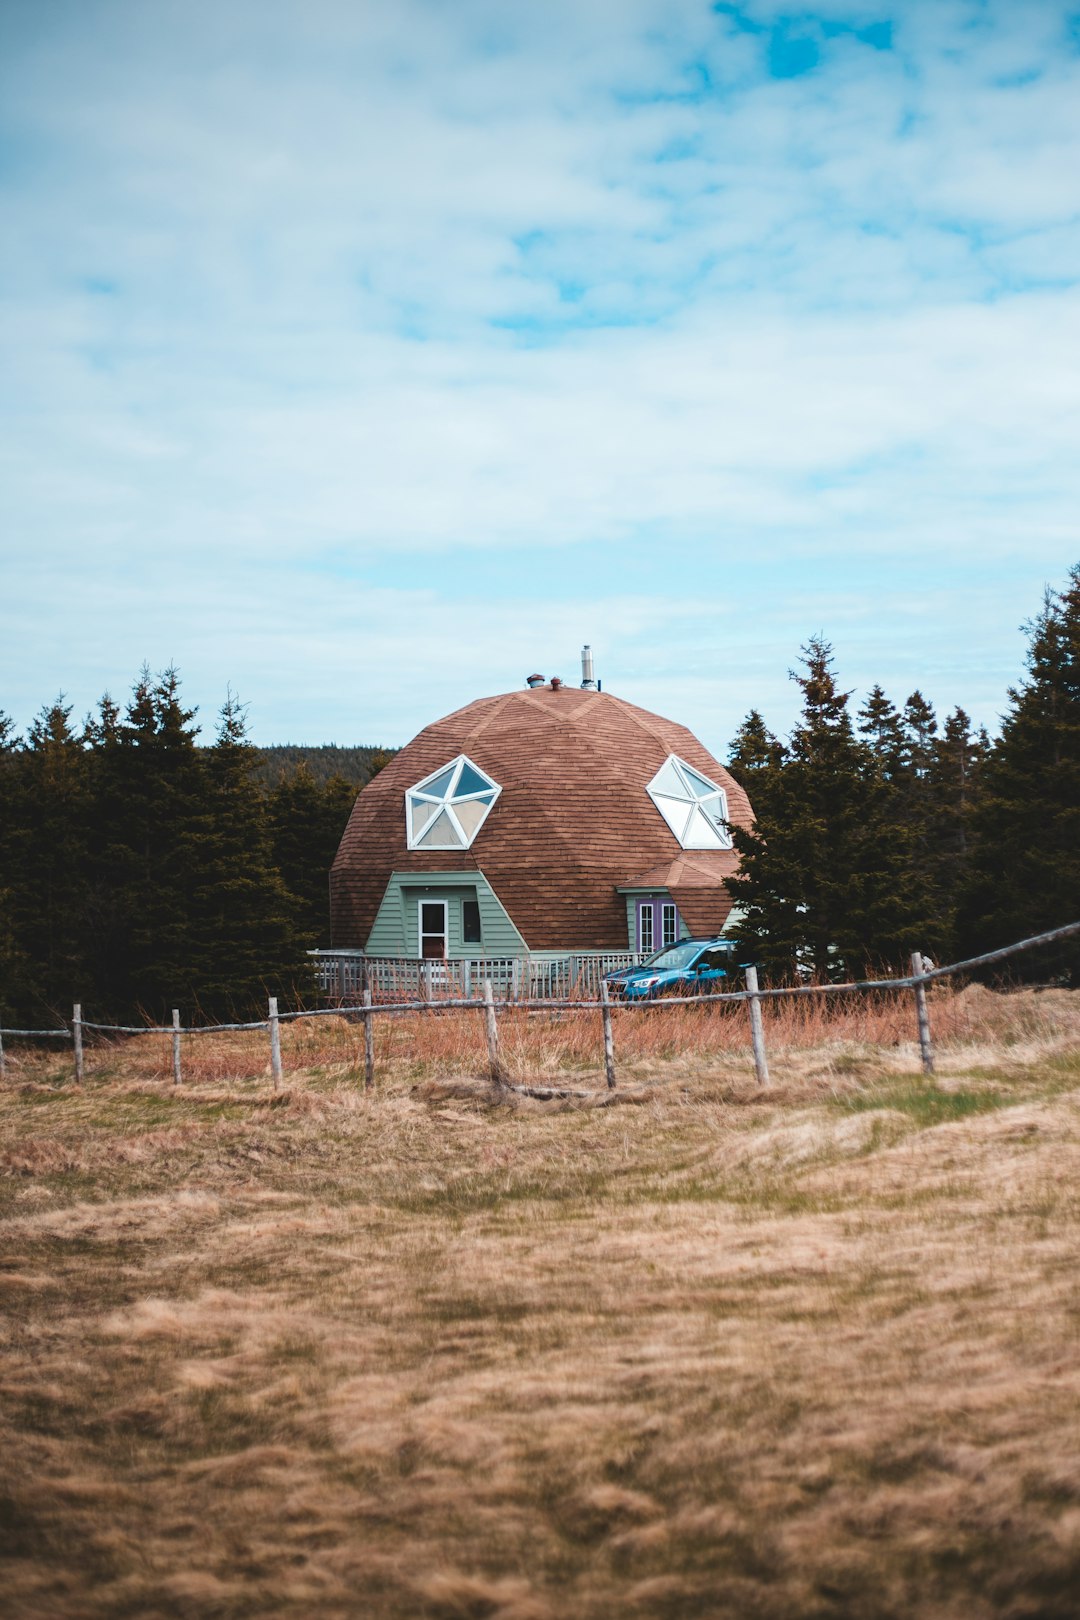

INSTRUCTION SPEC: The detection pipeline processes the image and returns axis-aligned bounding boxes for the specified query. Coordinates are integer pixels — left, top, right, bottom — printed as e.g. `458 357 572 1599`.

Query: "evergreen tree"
190 693 310 1014
91 668 208 1014
961 568 1080 982
728 640 932 979
727 709 786 788
901 691 938 781
858 685 906 782
925 707 985 951
268 766 358 943
0 713 36 1021
18 699 91 1012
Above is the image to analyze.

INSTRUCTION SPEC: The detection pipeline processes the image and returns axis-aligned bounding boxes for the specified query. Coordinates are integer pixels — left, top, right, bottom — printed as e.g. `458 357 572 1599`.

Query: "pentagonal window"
646 755 733 850
405 755 501 850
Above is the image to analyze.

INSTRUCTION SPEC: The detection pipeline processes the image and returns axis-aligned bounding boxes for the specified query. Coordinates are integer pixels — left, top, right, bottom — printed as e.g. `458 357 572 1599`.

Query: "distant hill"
251 744 397 788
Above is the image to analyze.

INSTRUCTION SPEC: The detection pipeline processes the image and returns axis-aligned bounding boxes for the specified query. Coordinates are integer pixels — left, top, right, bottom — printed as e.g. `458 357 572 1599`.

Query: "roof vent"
580 644 597 690
550 676 563 691
525 673 545 688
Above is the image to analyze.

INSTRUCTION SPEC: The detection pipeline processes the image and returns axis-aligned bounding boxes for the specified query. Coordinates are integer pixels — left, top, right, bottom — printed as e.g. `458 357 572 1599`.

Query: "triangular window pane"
681 764 721 800
652 794 694 843
453 799 491 838
417 810 463 848
455 762 492 797
683 807 724 848
410 798 440 834
420 766 456 799
650 759 686 799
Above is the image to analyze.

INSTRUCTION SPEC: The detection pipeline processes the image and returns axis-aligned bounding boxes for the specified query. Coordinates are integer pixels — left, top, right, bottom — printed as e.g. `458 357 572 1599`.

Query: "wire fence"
2 920 1078 1092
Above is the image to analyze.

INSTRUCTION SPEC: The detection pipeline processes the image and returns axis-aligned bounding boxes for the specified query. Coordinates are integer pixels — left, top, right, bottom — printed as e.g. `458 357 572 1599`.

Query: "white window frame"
639 903 654 955
645 754 733 851
661 901 678 947
405 754 502 851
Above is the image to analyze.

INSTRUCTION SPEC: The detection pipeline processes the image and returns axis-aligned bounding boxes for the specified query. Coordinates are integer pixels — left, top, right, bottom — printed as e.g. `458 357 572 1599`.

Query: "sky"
2 0 1079 756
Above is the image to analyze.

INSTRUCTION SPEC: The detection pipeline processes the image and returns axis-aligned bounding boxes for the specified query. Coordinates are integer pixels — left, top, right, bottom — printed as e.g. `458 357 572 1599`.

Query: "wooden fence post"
73 1003 84 1087
744 967 770 1088
268 996 282 1089
363 986 375 1092
171 1009 182 1086
910 951 935 1077
599 979 616 1090
482 979 506 1086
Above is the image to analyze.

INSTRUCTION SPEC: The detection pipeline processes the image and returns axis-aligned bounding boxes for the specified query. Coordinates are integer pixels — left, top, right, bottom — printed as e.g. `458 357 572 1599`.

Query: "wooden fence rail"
2 919 1079 1091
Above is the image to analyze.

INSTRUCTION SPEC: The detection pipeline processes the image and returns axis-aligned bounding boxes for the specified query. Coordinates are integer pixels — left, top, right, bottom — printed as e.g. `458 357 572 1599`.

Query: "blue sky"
2 0 1079 754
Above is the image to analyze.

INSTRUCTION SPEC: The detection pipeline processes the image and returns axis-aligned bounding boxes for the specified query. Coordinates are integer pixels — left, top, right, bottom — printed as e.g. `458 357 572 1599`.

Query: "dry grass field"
3 986 1080 1619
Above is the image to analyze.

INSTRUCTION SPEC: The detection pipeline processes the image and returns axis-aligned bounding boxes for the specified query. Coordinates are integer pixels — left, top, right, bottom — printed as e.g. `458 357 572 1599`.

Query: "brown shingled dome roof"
330 685 755 951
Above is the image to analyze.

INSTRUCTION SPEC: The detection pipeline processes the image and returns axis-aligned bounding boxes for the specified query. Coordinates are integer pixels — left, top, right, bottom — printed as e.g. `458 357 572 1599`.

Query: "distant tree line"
725 564 1080 986
0 669 389 1025
249 744 395 790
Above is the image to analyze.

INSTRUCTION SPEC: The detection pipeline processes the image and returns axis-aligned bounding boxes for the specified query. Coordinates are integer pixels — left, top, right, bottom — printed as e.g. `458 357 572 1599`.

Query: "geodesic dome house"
330 669 754 965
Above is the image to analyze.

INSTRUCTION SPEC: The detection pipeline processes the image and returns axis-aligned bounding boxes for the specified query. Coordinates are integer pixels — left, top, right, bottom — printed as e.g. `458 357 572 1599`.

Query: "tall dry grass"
1 988 1079 1618
5 980 1075 1091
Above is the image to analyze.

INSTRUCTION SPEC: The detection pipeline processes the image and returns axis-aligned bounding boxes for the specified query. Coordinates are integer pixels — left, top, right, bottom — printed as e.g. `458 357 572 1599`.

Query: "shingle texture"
330 686 755 950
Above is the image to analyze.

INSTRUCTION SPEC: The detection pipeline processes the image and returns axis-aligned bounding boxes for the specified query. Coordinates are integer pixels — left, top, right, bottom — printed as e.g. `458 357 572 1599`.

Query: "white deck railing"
310 950 647 1003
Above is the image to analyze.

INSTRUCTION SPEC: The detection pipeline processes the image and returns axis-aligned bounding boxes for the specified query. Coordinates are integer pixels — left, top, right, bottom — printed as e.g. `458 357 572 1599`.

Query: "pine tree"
961 567 1080 981
88 668 209 1014
19 699 91 1012
858 685 905 782
925 707 985 953
0 713 36 1021
728 640 932 979
727 710 786 788
268 765 359 943
190 693 310 1014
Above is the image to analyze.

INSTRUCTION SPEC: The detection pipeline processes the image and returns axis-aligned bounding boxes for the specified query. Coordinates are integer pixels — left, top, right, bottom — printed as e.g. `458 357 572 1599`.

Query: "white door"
418 899 448 960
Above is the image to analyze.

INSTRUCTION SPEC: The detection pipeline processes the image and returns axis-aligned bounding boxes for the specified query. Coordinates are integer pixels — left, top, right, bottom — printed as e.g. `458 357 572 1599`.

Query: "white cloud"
1 0 1078 746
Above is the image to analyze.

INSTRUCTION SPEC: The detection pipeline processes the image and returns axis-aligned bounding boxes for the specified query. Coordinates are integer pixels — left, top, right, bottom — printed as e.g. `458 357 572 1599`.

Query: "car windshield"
640 942 701 971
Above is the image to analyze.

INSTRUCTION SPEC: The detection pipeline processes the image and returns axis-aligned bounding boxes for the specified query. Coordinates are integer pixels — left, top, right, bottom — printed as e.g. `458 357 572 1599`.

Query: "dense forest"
250 744 395 789
724 563 1080 986
1 565 1077 1024
0 672 386 1025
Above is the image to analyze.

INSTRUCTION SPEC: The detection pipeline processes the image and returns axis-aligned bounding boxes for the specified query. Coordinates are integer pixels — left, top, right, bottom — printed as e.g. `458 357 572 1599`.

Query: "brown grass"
2 986 1080 1617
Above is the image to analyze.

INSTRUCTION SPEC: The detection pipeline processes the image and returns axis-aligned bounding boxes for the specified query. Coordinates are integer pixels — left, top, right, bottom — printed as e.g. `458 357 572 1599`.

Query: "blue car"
605 937 745 1001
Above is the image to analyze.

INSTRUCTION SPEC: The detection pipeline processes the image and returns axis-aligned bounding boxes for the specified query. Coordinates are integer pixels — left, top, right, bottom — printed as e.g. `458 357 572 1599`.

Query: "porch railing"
310 950 647 1003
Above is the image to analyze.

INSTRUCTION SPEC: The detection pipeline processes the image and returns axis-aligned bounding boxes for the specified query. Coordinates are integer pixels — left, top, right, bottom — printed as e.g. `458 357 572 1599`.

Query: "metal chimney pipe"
581 644 597 690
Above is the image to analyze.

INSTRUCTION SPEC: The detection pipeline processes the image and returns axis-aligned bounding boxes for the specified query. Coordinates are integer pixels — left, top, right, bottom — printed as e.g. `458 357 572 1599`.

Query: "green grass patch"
836 1079 1015 1126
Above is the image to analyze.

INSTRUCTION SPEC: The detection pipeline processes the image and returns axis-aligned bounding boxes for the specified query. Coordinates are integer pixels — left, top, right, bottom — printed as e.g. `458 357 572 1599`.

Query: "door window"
419 900 448 960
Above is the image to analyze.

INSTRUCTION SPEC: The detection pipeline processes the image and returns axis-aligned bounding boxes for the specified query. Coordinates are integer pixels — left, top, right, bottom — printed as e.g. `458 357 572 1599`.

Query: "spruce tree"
0 713 36 1021
92 668 208 1014
858 685 906 782
961 567 1080 981
727 710 786 788
728 640 931 979
191 693 310 1014
268 765 358 943
924 707 985 955
19 699 91 1012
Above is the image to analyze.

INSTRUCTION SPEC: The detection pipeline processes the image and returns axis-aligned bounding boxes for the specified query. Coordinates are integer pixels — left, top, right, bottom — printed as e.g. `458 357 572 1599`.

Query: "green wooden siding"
366 870 529 958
